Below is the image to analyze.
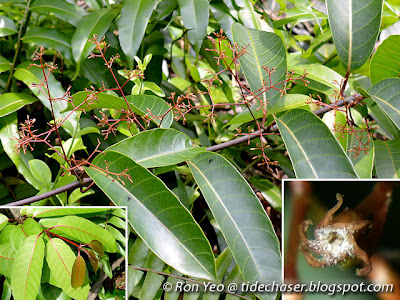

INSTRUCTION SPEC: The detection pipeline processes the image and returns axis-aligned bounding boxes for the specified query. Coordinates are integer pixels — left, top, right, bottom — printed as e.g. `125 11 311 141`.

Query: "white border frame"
281 178 400 284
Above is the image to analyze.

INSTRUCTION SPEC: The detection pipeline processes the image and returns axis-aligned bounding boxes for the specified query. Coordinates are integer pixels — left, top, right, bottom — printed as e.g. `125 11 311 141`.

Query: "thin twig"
4 94 361 206
1 177 93 206
206 94 361 152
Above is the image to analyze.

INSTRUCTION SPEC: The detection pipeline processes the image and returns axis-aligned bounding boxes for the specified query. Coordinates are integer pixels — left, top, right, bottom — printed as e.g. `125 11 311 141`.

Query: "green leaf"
45 238 90 300
374 140 400 178
0 243 15 277
210 2 236 41
107 128 205 168
29 159 52 190
226 94 309 127
0 113 41 189
10 225 28 252
22 28 72 60
249 177 282 212
22 219 43 236
68 188 95 205
232 22 287 108
346 132 374 178
275 109 358 178
71 255 86 289
14 62 79 136
326 0 383 72
370 35 400 84
177 0 209 54
11 235 45 300
187 152 281 297
37 284 70 300
369 78 400 130
289 63 344 95
118 0 158 68
71 8 119 67
0 93 38 118
30 0 86 26
68 92 173 128
0 213 8 232
25 207 110 218
272 7 327 28
0 16 17 37
365 97 400 139
45 216 118 253
85 151 217 281
0 55 11 73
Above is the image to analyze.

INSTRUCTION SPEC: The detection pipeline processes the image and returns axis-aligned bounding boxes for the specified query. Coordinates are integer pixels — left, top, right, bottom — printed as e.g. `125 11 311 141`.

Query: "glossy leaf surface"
85 151 217 281
46 216 117 253
249 177 281 212
177 0 209 53
232 22 286 107
25 207 110 218
11 235 45 300
89 240 104 257
226 94 309 127
289 63 344 95
0 213 8 232
0 113 41 189
0 55 11 72
374 140 400 178
369 78 400 130
0 16 17 37
370 35 400 84
30 0 86 26
22 28 72 60
71 255 86 289
71 8 119 66
327 0 383 71
118 0 157 68
188 152 281 290
0 93 38 118
107 128 205 168
68 92 173 128
275 109 358 178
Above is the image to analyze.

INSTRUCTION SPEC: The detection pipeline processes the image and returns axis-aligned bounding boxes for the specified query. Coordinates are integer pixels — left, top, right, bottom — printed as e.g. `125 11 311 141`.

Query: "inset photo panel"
0 206 127 300
283 180 400 299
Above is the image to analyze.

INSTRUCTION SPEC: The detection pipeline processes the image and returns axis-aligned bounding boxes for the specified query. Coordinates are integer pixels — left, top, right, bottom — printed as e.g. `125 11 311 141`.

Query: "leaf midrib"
187 160 267 282
88 156 215 280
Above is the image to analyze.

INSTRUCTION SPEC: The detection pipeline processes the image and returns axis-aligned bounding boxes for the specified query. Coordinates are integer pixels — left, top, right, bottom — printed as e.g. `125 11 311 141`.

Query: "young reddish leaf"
89 240 104 257
87 250 99 273
71 255 86 289
46 238 90 299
